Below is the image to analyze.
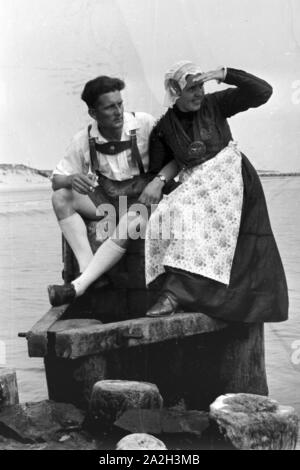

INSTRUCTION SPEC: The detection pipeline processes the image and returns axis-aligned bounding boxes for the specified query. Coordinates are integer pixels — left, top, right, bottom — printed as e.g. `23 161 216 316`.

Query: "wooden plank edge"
54 312 227 359
27 304 70 357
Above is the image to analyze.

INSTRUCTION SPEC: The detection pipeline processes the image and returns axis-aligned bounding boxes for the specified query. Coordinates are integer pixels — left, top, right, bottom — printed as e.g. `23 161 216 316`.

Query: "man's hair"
81 76 125 108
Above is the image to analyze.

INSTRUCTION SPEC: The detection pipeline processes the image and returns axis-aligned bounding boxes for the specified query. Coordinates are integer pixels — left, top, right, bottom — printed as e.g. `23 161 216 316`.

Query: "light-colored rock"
210 393 299 450
0 368 19 409
116 433 167 450
58 434 71 443
89 380 163 428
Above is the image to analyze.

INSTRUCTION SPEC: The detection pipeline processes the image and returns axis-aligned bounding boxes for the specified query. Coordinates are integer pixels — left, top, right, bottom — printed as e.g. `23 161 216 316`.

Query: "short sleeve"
52 134 87 177
135 112 156 136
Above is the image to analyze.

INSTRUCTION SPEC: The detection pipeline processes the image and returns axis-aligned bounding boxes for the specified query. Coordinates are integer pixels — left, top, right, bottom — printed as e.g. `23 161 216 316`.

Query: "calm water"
0 179 299 414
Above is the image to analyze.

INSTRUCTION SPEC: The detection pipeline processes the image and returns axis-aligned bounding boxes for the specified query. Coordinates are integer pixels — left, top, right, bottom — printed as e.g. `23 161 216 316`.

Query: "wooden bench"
23 223 268 409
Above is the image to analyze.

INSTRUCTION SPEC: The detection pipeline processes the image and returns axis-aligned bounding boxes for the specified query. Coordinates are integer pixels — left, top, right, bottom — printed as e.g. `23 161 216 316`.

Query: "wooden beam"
53 313 226 359
48 319 102 333
27 304 69 357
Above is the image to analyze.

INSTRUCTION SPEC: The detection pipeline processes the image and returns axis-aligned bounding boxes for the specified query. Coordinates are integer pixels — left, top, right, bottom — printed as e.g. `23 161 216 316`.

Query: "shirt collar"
89 112 139 142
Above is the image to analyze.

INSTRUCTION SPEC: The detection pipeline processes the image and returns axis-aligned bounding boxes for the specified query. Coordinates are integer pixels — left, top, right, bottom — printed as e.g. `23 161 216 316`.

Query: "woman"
142 61 288 322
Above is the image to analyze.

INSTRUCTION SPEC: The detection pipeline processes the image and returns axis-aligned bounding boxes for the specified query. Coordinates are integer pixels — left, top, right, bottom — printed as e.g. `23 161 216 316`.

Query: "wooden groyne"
22 225 269 410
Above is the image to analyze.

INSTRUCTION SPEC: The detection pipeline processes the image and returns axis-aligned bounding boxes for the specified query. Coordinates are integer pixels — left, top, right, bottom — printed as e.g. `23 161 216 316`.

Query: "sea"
0 178 299 416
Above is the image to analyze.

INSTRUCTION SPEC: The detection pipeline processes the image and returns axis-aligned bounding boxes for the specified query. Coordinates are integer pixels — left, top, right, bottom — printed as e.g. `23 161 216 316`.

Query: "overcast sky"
0 0 299 170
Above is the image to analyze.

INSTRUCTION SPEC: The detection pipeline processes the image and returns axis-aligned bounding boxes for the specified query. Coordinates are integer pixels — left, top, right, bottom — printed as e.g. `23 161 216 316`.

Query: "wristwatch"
156 174 167 185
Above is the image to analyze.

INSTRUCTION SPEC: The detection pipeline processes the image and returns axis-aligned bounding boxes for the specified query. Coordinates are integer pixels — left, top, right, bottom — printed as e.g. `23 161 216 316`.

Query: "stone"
0 368 19 408
210 393 299 450
114 409 209 436
0 432 96 450
58 434 71 442
116 433 167 450
89 380 163 428
0 400 85 443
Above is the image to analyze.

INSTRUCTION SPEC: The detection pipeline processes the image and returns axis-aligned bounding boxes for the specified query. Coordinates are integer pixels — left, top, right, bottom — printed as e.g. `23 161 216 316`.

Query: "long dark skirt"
157 154 289 323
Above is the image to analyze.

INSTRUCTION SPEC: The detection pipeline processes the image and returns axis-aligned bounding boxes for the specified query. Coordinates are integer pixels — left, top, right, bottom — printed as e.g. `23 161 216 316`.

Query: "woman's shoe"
146 293 179 317
47 283 76 307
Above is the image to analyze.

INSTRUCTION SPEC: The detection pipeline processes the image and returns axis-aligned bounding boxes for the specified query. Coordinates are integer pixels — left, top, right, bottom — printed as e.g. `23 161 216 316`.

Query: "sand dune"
0 164 51 191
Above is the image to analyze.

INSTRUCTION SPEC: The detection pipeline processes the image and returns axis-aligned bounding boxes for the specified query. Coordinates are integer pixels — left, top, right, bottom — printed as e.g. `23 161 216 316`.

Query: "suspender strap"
130 128 145 174
129 110 145 174
87 116 145 175
88 124 100 174
94 140 131 155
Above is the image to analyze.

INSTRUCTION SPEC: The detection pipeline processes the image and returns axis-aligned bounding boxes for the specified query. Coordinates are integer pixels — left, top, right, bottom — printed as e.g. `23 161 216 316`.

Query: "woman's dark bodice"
149 68 273 172
172 106 195 140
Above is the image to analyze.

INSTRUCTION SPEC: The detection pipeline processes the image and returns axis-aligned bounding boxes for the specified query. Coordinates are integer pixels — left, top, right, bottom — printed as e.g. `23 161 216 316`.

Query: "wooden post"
0 368 19 408
219 323 268 396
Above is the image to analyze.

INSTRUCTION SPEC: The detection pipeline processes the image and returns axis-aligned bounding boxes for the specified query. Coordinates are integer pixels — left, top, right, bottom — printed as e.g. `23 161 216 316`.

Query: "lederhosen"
87 115 152 214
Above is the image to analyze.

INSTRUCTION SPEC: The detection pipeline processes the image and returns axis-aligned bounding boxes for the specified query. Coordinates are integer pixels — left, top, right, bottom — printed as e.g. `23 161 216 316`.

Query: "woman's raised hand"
189 68 226 86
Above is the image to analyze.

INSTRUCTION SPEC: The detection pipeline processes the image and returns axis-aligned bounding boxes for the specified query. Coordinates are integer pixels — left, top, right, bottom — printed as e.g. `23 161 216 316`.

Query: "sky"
0 0 299 171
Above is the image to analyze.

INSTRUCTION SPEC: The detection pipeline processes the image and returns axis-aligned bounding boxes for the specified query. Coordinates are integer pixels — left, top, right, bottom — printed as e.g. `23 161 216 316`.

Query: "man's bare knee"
72 192 100 220
52 189 74 220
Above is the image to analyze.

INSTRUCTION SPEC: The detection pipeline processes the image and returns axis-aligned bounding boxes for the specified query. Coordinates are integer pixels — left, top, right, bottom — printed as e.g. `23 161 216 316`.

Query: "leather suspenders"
88 113 145 176
88 124 100 176
129 128 145 175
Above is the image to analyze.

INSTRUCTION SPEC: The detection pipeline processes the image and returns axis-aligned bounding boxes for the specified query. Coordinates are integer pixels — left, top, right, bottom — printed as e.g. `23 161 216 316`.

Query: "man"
51 75 156 279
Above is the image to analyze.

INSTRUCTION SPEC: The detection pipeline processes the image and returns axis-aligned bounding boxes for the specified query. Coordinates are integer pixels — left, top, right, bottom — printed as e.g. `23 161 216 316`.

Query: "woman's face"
176 77 205 112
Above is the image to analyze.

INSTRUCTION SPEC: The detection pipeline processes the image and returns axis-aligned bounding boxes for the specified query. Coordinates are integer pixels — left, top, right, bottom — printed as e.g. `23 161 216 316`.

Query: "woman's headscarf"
164 60 203 108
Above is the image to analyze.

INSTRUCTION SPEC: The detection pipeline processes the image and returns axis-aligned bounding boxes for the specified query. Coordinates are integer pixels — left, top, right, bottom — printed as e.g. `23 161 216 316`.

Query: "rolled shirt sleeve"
51 131 89 179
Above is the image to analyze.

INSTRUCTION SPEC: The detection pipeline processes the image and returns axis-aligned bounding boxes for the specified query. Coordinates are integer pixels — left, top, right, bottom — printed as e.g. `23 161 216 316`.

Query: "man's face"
90 90 124 130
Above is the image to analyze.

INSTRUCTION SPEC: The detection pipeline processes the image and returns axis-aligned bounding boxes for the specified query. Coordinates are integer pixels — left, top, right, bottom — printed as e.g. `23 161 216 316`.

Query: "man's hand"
70 173 96 195
138 178 164 206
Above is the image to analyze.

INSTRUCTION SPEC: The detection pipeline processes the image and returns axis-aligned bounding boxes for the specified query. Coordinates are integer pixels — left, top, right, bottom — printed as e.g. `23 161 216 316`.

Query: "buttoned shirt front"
52 112 155 181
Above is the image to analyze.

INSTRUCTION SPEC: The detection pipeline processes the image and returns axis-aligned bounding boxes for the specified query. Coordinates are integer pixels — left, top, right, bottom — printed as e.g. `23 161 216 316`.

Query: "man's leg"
48 205 148 306
52 189 95 272
71 210 147 296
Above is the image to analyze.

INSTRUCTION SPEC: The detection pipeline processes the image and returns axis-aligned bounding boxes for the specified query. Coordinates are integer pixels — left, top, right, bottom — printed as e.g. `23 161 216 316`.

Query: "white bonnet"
164 60 203 108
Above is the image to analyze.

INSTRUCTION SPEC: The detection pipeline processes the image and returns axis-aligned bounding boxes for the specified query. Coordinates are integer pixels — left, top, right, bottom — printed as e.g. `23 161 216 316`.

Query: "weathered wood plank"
48 319 102 333
27 305 69 357
0 368 19 408
53 313 227 359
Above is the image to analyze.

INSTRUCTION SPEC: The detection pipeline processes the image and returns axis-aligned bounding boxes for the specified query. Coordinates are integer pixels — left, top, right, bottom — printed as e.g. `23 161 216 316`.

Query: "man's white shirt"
52 112 155 181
